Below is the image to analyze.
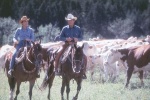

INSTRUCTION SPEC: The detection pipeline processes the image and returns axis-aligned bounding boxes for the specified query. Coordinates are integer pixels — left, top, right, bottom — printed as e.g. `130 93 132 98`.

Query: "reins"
67 44 85 73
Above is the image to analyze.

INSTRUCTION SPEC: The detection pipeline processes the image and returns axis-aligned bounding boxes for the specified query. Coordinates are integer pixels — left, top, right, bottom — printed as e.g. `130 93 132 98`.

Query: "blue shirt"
59 25 83 41
13 27 34 42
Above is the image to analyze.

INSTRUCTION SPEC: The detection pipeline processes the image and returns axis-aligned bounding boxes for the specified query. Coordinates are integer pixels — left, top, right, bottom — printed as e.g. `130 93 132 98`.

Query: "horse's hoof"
14 97 17 100
36 74 40 78
72 97 77 100
61 97 64 100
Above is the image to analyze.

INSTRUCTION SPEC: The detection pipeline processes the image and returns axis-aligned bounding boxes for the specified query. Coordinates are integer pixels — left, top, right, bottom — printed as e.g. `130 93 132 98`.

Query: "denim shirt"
13 27 34 42
59 25 83 41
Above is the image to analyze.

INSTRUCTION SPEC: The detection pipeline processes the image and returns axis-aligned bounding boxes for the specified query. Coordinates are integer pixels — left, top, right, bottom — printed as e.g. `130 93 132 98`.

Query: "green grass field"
0 70 150 100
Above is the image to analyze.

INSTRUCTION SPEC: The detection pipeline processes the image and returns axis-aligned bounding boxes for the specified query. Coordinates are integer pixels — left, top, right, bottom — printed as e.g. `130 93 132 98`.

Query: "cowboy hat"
19 16 30 23
65 13 77 21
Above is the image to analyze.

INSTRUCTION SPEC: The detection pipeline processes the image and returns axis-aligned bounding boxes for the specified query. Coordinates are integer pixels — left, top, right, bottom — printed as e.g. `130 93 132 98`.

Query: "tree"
108 17 134 38
36 23 60 43
0 17 19 46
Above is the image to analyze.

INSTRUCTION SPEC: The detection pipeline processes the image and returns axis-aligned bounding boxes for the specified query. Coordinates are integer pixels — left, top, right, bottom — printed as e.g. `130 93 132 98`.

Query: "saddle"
15 47 28 64
47 47 59 62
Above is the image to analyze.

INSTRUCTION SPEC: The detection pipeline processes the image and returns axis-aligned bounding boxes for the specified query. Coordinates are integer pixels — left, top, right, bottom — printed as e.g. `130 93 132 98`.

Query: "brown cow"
113 45 150 87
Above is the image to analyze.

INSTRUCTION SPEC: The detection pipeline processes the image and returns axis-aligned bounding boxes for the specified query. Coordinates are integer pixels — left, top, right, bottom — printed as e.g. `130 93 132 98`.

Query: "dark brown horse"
40 47 58 100
5 41 43 100
61 44 86 100
41 43 87 100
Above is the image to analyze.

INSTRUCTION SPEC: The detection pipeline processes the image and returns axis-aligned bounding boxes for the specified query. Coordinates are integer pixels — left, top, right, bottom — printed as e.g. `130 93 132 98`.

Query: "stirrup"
36 70 40 78
55 70 61 76
8 69 14 78
36 74 40 78
82 74 87 79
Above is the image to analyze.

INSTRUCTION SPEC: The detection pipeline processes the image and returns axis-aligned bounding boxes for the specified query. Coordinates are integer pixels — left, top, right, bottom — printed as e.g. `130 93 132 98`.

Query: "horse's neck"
26 48 34 63
42 48 48 61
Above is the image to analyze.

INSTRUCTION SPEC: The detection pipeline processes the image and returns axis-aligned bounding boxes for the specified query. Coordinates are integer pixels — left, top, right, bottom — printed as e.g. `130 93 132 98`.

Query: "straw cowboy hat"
19 16 30 23
65 14 77 21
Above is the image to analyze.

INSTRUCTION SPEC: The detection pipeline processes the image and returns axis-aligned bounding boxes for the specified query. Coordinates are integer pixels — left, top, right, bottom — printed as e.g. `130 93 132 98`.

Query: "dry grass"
0 70 150 100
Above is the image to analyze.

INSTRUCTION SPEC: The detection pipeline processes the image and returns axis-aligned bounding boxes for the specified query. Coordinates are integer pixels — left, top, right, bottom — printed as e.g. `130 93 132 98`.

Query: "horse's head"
30 41 43 67
72 44 85 73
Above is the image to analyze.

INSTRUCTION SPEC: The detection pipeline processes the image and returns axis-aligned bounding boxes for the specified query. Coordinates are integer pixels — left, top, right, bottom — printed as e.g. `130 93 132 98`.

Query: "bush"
0 17 19 46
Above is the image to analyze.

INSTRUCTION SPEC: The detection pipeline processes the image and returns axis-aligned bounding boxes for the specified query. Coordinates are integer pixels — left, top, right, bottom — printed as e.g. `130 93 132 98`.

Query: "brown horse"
41 43 87 100
5 41 43 100
40 47 58 100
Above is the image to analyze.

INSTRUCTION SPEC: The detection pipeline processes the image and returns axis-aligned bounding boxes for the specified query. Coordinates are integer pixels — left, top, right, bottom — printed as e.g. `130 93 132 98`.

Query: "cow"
87 54 103 81
0 44 14 71
108 45 150 87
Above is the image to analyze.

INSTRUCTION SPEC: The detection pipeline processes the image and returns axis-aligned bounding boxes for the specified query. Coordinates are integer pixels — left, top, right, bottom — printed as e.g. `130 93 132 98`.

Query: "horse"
0 44 14 71
40 47 59 100
41 43 87 100
5 41 43 100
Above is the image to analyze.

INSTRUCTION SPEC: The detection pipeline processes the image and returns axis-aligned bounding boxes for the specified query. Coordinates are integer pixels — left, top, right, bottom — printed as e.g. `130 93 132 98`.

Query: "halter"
68 44 85 73
22 41 43 73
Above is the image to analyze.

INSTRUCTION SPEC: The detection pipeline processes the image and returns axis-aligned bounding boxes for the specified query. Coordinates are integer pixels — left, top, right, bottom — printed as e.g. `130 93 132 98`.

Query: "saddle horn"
81 43 84 49
74 44 77 49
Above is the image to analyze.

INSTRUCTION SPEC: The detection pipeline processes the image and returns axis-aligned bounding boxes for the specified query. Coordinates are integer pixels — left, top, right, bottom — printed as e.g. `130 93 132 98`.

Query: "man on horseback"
7 16 40 77
54 13 87 79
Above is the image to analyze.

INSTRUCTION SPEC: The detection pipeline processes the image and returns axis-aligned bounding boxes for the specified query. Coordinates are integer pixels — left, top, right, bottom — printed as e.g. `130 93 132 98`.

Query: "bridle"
31 44 43 67
68 44 85 73
72 58 85 73
22 42 43 73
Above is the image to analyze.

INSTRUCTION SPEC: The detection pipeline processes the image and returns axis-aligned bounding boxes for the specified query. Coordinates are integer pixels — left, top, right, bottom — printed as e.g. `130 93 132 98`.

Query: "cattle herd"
0 36 150 88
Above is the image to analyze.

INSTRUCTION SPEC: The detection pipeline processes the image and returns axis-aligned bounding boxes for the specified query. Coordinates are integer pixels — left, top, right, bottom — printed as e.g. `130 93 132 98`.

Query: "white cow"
0 44 14 71
87 54 103 81
82 42 99 56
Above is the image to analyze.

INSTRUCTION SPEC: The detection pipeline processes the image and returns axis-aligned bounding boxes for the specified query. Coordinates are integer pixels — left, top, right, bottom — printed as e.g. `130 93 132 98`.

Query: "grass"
0 70 150 100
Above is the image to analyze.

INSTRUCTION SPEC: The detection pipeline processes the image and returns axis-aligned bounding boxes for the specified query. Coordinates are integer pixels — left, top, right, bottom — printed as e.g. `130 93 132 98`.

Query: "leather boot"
36 66 40 78
8 69 14 78
54 63 61 76
54 43 68 76
82 73 87 79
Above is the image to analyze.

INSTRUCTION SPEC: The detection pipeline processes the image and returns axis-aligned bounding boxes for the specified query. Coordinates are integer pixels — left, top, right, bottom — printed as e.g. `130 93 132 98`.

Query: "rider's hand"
74 38 78 42
26 39 30 41
14 41 19 44
66 37 72 42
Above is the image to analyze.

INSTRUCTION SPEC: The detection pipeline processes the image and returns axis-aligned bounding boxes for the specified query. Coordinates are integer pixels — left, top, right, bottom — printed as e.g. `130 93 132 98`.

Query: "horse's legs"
14 82 21 100
8 78 16 100
29 80 35 100
47 83 51 100
47 73 55 100
73 79 82 100
66 80 70 100
61 78 66 100
125 67 134 88
138 70 144 87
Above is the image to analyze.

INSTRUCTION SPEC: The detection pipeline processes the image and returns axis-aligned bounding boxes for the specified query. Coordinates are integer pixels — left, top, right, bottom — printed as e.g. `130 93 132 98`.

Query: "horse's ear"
31 41 35 46
38 39 41 44
74 44 77 49
81 43 84 49
34 40 41 44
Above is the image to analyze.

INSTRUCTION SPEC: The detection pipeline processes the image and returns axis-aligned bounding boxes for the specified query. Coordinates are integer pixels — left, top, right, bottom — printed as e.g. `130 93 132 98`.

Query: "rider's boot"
8 69 14 78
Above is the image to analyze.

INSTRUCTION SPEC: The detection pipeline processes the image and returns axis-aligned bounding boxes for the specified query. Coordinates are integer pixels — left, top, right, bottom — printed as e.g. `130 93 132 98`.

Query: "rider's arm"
13 29 19 44
74 26 83 41
59 27 67 41
30 28 34 41
76 28 83 41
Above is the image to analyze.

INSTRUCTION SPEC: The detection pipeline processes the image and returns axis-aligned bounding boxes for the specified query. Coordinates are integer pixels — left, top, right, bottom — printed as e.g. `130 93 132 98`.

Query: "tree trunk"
0 33 3 47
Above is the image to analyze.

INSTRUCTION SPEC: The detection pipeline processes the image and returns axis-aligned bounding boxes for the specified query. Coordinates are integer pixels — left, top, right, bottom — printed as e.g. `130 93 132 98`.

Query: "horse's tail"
40 71 49 90
40 62 55 90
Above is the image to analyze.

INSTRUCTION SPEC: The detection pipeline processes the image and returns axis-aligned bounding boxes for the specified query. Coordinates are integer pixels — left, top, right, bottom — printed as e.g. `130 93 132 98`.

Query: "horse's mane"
61 45 72 63
35 43 42 51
